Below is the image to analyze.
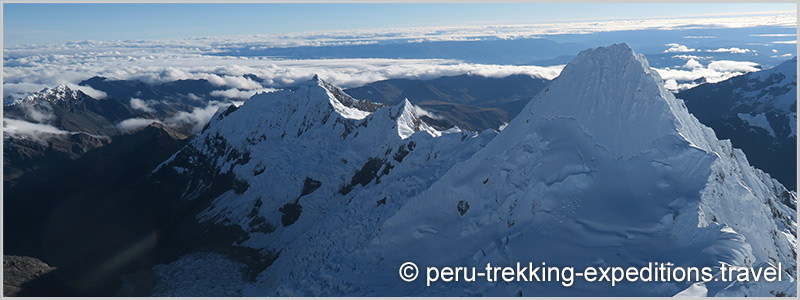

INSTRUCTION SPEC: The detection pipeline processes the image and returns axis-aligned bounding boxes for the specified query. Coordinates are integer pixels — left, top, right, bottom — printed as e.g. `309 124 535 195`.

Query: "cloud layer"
115 101 243 134
3 47 567 101
656 59 762 91
3 118 107 144
5 13 795 99
4 13 794 103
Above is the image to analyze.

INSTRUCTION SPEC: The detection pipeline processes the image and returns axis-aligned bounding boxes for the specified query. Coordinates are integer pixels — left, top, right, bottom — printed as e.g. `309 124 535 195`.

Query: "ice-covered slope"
151 76 495 296
271 44 796 296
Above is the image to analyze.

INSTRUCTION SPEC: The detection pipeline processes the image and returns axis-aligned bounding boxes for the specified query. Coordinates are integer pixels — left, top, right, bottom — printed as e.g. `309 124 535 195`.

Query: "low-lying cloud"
3 48 567 102
117 117 159 132
410 103 440 120
210 87 279 100
130 98 157 113
707 47 754 54
664 43 696 53
656 59 761 91
3 118 107 144
165 102 229 133
65 83 108 99
115 101 236 134
707 60 761 73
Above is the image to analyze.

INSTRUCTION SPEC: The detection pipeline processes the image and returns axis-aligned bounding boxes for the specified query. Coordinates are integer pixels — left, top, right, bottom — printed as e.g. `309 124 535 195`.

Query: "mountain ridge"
255 43 797 296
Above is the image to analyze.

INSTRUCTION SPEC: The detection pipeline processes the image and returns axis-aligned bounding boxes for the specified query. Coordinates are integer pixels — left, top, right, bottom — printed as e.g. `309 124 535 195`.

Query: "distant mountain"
3 85 130 184
345 74 550 131
3 78 234 187
78 76 220 113
4 84 135 136
677 57 797 190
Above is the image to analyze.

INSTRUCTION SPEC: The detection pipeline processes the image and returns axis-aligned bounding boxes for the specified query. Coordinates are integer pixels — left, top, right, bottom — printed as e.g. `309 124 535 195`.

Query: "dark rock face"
3 255 56 297
457 200 470 216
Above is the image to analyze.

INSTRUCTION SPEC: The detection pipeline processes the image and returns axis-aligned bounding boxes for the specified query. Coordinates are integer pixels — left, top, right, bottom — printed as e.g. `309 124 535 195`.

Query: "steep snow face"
279 44 796 296
520 43 688 158
153 77 496 295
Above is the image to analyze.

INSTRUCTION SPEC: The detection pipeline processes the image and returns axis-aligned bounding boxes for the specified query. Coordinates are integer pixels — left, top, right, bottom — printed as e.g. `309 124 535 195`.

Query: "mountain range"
2 44 796 297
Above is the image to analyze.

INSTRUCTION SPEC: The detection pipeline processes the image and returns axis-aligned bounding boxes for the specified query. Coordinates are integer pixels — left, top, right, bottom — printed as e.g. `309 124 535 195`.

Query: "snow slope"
255 44 796 296
152 76 496 295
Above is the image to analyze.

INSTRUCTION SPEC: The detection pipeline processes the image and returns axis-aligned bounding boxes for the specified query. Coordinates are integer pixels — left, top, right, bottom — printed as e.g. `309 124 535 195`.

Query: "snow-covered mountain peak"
743 56 797 113
324 44 797 296
313 76 386 119
240 76 443 140
389 98 442 139
754 56 796 82
510 43 694 158
14 84 88 106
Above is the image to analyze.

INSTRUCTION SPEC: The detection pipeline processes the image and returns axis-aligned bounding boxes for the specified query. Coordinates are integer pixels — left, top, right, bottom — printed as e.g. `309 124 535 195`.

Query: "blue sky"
4 3 796 46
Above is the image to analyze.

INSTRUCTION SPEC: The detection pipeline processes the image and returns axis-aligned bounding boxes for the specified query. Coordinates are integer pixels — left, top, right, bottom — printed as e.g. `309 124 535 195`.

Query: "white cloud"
410 103 440 120
684 59 704 69
751 33 796 37
206 74 262 90
2 50 566 102
773 40 797 44
664 43 696 53
210 88 278 99
16 101 55 123
186 93 202 101
772 49 779 53
164 102 230 133
115 101 235 134
655 59 761 91
707 47 754 54
65 83 107 99
116 118 160 132
129 98 156 113
4 118 68 137
707 60 761 73
3 82 48 101
672 54 709 60
3 118 107 144
683 36 715 39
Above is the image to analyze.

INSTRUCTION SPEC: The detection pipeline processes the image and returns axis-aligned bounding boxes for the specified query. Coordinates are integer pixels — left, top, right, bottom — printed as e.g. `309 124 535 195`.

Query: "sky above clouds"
4 3 796 46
